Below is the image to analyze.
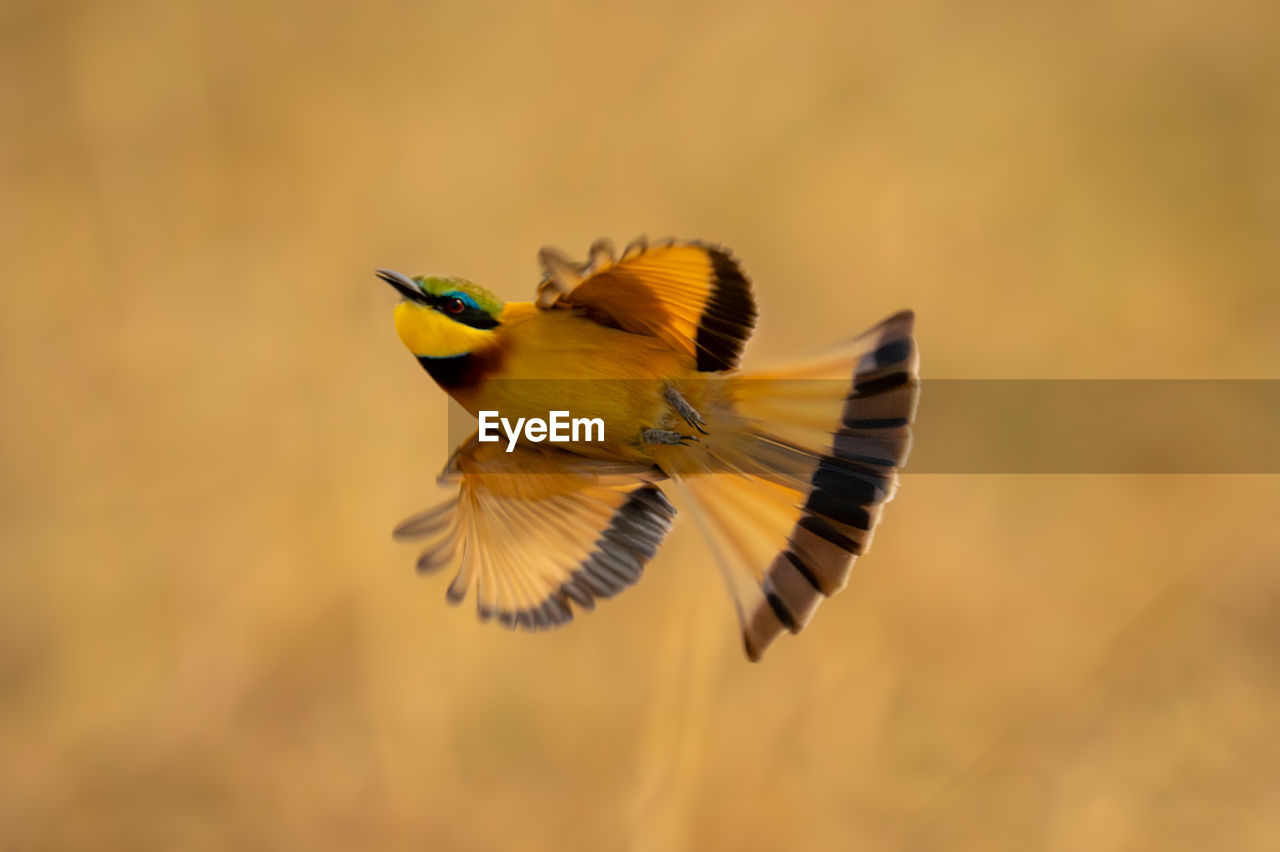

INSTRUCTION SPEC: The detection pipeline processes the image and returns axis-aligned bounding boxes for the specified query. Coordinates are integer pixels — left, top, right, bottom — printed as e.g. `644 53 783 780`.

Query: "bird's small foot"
641 428 698 446
664 386 707 434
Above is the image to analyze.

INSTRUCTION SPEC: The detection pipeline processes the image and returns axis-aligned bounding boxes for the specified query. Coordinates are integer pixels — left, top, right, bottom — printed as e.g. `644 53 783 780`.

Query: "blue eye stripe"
442 291 479 311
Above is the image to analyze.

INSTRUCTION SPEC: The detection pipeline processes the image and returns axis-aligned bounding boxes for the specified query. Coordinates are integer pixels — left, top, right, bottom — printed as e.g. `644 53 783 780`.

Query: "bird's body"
413 302 695 464
379 237 918 660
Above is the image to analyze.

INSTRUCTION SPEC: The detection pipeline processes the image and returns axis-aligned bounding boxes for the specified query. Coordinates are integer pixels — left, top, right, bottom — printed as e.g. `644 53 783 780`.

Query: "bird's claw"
664 386 708 434
641 428 698 446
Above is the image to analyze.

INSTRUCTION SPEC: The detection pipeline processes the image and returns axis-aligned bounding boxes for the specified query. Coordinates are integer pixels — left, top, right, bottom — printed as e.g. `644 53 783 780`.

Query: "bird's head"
377 269 503 359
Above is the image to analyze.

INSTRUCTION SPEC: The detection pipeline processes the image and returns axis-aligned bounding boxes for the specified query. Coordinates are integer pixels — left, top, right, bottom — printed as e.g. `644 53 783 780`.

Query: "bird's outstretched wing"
535 237 757 372
393 434 675 630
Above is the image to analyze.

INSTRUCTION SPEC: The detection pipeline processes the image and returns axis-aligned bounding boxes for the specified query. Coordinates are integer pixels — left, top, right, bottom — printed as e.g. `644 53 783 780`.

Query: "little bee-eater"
379 237 918 660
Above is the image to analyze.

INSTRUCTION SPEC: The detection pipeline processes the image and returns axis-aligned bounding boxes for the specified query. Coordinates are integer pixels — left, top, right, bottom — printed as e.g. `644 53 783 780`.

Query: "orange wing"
535 237 757 372
393 434 675 630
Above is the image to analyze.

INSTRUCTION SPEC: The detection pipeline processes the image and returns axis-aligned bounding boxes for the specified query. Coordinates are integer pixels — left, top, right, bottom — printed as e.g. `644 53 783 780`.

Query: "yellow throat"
394 300 495 359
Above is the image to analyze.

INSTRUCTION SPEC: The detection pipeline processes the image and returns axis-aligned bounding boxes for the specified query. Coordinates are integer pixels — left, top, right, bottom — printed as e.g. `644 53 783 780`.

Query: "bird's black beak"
376 269 429 304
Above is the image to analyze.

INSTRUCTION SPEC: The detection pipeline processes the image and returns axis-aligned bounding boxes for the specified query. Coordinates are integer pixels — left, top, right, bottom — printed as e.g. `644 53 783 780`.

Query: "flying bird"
378 238 918 660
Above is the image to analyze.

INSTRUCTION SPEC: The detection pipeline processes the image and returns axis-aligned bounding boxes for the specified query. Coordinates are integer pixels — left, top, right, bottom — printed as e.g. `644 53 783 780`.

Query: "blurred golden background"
3 0 1279 849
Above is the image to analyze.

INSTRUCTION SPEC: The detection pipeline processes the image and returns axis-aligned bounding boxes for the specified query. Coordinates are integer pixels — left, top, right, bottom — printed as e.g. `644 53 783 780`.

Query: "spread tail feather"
681 310 919 660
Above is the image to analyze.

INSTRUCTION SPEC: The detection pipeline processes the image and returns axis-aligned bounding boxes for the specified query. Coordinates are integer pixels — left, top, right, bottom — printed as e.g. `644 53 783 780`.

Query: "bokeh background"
3 0 1279 849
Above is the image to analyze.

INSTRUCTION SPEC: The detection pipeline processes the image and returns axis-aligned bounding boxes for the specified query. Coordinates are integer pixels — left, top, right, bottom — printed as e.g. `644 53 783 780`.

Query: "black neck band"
417 354 472 389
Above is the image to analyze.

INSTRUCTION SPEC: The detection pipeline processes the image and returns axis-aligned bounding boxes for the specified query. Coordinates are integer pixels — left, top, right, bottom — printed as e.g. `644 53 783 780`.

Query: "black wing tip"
484 595 576 633
393 498 457 540
858 310 919 378
560 484 676 611
428 486 676 637
696 245 758 373
553 237 758 373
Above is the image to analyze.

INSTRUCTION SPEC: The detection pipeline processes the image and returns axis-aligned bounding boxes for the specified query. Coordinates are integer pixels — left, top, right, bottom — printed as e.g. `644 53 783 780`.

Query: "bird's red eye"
445 297 466 315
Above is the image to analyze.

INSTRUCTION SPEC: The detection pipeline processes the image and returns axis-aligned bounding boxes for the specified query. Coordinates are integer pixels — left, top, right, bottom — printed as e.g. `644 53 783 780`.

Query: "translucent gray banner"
440 380 1280 474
